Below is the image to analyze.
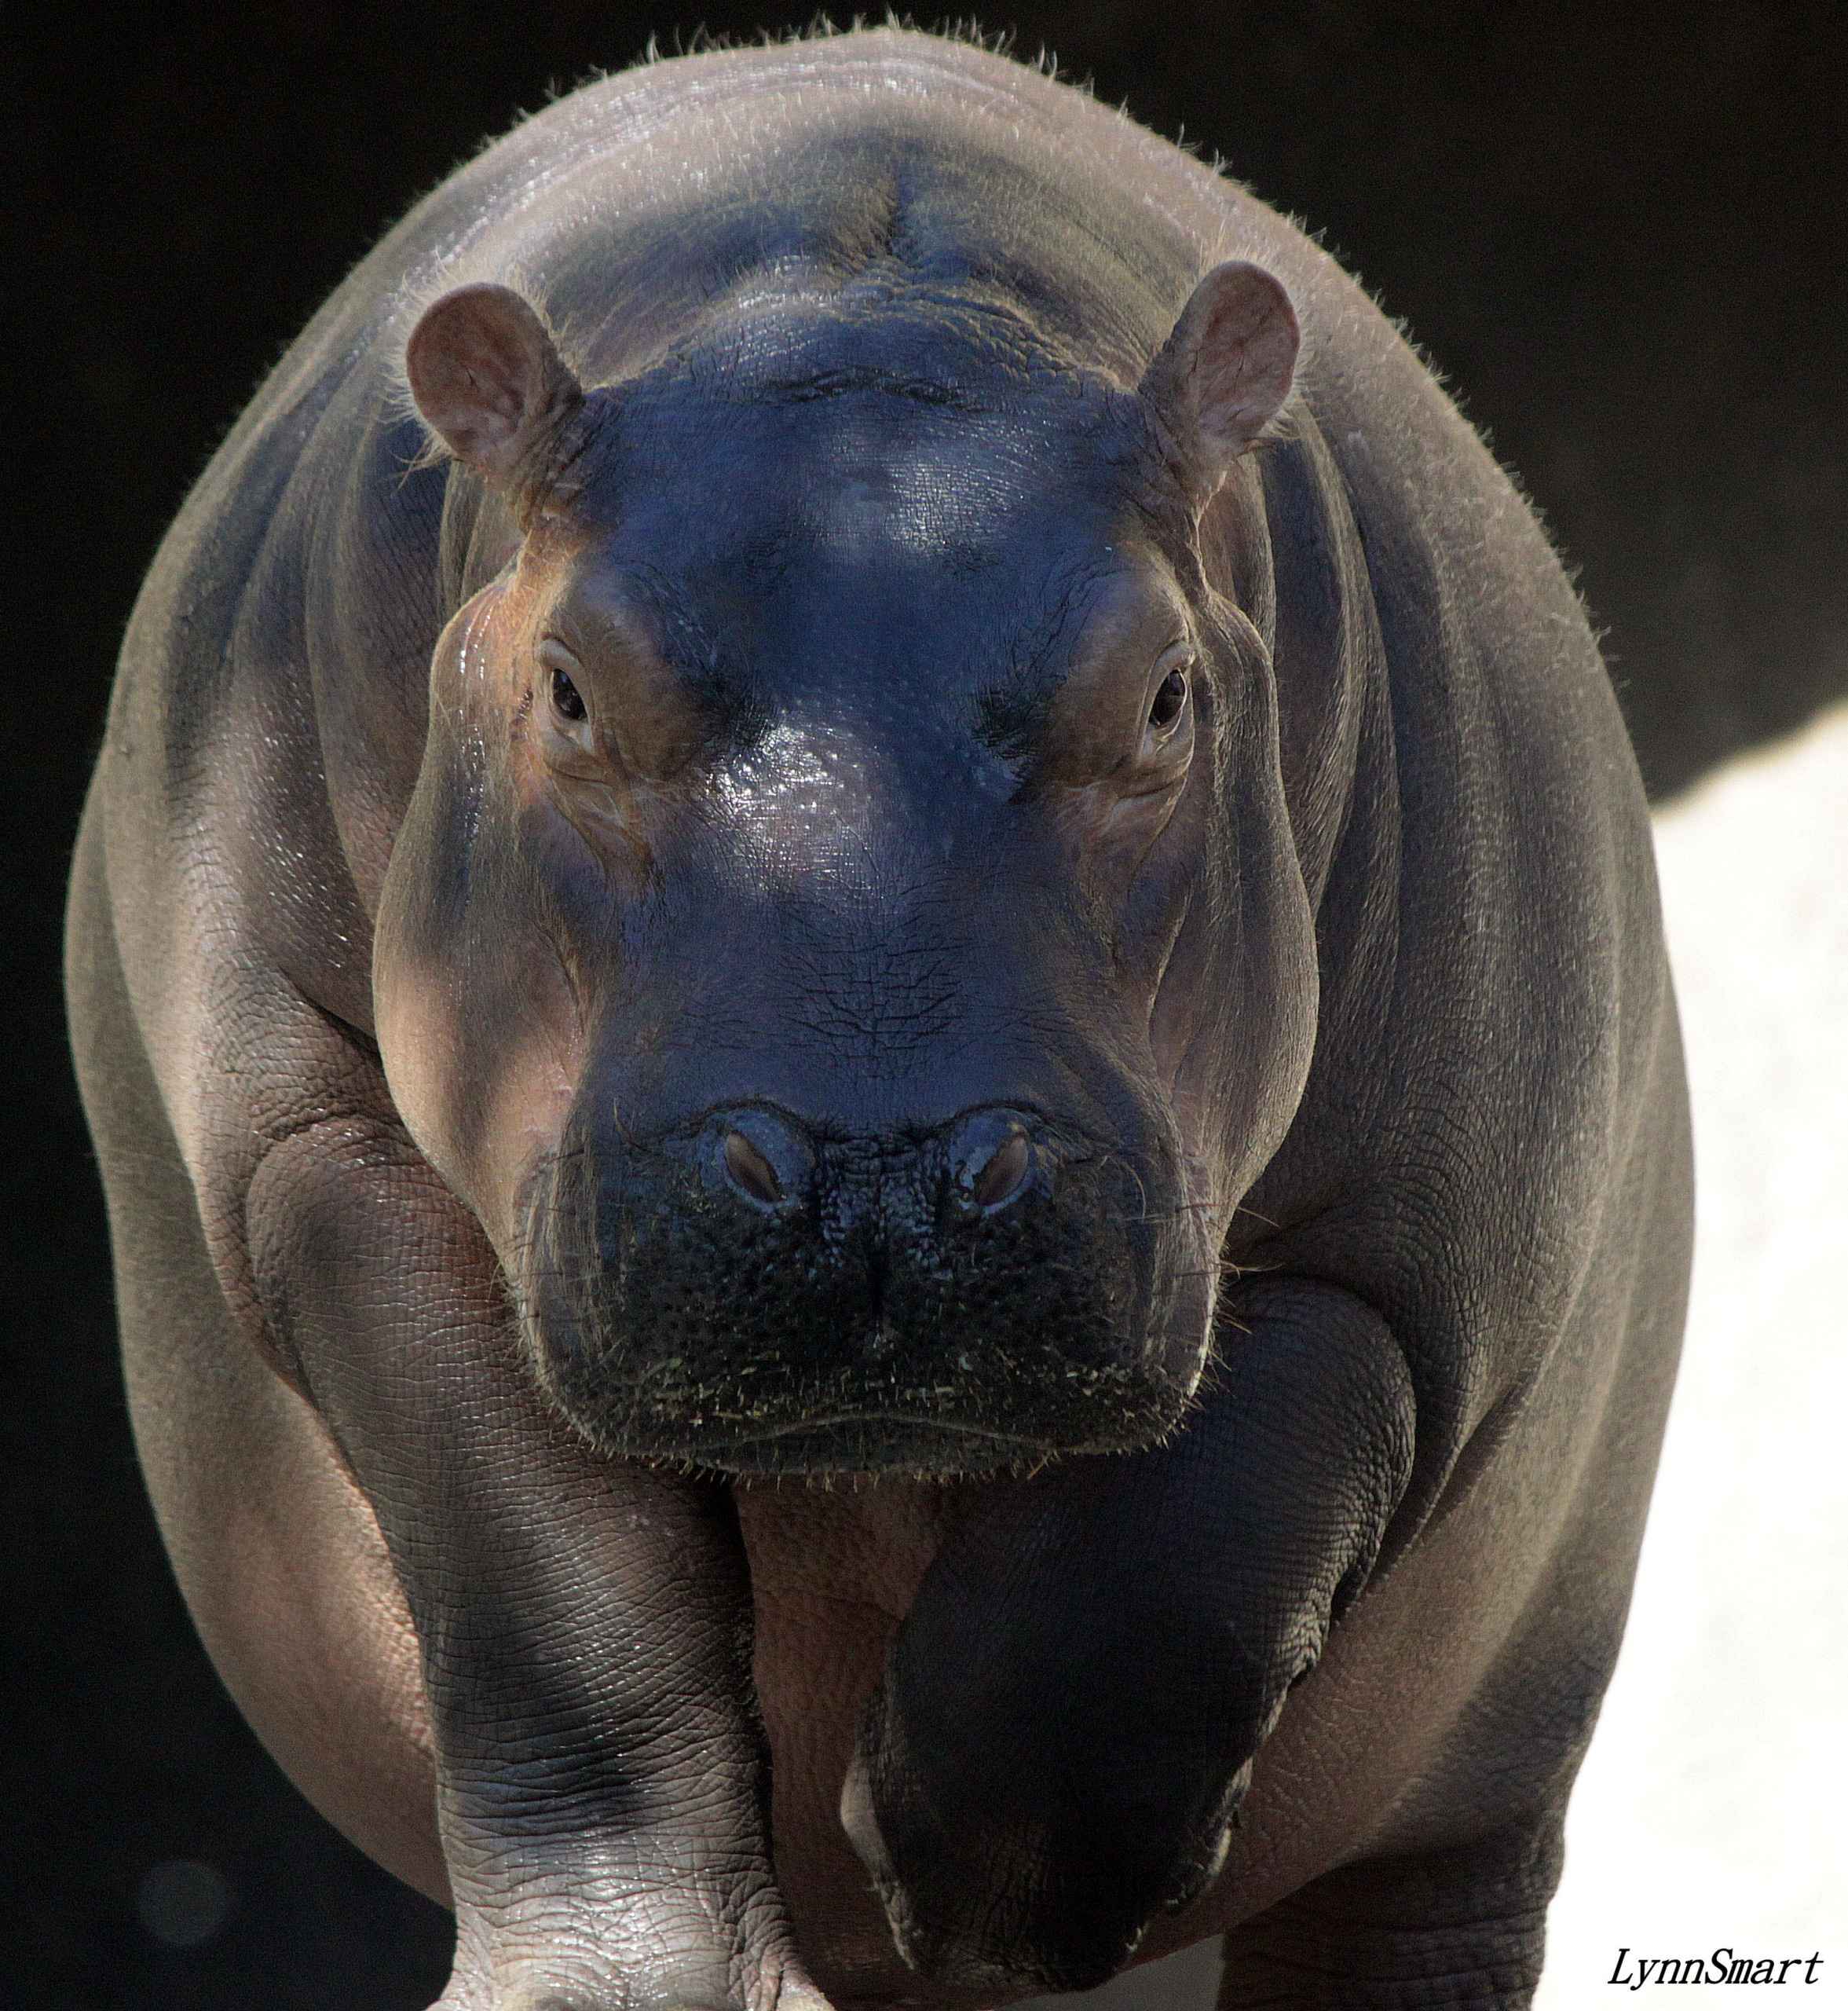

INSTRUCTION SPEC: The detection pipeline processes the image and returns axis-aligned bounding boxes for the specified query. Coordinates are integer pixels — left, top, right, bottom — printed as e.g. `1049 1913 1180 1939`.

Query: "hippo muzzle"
518 1088 1213 1473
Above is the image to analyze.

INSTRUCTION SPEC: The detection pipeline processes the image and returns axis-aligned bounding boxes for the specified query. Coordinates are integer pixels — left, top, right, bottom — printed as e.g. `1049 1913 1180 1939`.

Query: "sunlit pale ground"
1535 702 1848 2005
1023 705 1848 2011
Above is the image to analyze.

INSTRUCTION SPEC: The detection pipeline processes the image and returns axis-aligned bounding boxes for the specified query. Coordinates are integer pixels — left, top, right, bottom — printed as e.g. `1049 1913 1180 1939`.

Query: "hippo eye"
550 666 587 723
1148 666 1189 731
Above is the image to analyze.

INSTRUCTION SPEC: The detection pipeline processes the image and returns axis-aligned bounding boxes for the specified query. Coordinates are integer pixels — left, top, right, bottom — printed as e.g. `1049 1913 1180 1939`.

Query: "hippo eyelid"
537 634 587 676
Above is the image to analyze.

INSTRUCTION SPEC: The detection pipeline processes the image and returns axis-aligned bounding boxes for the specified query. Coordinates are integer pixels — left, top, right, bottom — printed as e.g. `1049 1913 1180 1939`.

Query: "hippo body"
66 29 1690 2011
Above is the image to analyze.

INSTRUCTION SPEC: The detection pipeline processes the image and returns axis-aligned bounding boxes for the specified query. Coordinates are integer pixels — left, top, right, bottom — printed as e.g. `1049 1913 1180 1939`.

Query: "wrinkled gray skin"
66 31 1690 2011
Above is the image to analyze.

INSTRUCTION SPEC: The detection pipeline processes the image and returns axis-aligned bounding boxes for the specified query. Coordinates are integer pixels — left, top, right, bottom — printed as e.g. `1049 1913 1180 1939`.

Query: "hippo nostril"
704 1108 815 1214
970 1130 1033 1211
946 1110 1043 1220
723 1128 784 1207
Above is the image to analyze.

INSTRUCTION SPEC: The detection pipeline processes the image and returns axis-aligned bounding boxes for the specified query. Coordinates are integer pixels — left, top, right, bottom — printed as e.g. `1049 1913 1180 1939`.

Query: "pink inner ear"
1187 265 1299 462
404 284 580 489
1142 261 1300 497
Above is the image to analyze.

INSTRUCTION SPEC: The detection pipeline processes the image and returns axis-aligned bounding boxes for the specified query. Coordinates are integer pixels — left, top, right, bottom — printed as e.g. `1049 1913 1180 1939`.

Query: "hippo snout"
517 1097 1209 1475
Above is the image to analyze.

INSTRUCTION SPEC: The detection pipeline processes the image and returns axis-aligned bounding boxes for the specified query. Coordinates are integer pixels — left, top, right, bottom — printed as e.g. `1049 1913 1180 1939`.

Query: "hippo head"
375 264 1316 1474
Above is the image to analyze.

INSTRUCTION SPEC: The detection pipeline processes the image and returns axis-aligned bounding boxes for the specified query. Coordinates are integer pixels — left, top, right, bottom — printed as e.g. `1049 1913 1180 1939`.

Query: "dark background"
3 3 1843 2004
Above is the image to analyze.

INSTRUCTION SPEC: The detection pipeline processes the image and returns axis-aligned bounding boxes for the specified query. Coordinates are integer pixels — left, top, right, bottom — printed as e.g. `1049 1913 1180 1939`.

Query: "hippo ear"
1140 261 1299 503
405 284 584 522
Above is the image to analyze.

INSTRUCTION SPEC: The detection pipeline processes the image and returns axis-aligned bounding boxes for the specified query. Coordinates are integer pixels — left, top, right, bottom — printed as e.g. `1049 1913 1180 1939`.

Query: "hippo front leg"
243 1114 818 2011
841 1279 1417 1997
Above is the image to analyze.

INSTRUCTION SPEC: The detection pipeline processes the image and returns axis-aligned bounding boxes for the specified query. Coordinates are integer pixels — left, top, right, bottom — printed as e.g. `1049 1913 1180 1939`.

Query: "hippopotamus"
64 26 1692 2011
